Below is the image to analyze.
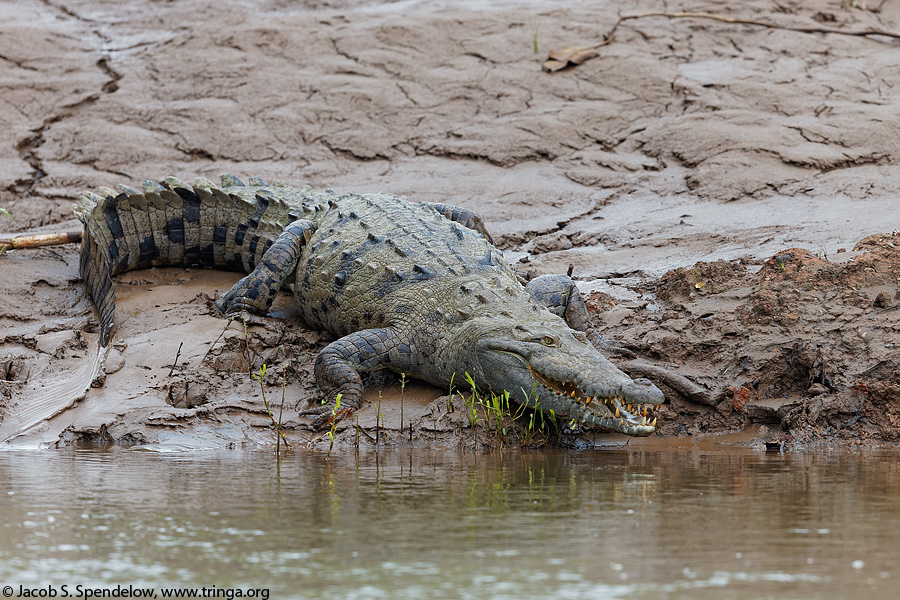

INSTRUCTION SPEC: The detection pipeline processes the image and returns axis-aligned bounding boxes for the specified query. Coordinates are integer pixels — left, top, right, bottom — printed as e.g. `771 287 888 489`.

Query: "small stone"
775 253 793 264
103 347 125 375
873 291 891 308
808 383 827 396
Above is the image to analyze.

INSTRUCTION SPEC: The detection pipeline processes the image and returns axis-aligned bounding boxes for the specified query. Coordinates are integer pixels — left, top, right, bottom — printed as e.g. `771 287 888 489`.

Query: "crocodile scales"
75 175 664 435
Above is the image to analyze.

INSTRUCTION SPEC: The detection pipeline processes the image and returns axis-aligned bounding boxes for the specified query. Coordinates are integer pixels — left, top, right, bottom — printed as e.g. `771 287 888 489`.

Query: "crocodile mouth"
528 365 658 430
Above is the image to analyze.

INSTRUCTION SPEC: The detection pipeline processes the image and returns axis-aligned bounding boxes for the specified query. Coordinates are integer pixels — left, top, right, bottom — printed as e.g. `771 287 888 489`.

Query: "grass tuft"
450 372 556 449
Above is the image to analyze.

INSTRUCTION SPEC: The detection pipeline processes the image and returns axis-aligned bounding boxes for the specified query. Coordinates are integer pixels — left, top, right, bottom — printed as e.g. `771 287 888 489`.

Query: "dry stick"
0 231 82 254
167 342 184 377
544 11 900 71
610 11 900 41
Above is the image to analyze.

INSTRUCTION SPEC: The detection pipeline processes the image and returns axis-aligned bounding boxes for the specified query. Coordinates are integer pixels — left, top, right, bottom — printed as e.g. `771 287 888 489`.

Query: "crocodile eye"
542 336 557 347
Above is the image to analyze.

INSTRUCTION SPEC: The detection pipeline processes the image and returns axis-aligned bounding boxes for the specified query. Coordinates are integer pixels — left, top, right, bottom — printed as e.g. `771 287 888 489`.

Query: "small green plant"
376 390 383 444
530 19 541 54
447 373 456 412
0 208 10 220
252 363 292 453
326 394 342 456
400 372 406 432
464 373 480 428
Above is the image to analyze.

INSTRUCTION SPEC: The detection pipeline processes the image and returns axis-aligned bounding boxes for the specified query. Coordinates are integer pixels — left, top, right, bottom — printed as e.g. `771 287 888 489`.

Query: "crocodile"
74 175 665 435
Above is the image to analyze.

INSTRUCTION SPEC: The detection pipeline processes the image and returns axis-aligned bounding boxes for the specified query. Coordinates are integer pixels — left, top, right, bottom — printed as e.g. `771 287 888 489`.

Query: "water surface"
1 445 897 599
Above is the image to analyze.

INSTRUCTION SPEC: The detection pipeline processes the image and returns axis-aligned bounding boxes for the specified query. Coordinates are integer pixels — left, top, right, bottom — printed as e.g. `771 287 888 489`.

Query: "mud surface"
2 0 899 449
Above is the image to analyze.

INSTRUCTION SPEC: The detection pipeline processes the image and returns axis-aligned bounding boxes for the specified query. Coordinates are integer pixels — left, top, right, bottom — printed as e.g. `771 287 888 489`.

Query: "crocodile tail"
75 176 296 346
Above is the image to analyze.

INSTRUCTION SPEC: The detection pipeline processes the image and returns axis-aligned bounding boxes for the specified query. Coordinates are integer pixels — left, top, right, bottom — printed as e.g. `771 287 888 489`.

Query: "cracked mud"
2 0 899 449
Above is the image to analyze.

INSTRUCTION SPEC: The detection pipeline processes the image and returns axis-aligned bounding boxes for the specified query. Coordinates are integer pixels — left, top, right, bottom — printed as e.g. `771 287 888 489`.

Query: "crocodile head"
454 313 665 436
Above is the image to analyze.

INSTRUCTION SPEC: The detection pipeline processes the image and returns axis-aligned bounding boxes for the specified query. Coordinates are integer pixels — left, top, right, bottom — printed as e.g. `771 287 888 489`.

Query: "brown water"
1 445 898 599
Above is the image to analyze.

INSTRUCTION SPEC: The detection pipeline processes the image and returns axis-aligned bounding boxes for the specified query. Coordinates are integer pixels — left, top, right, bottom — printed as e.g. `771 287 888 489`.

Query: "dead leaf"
542 46 600 72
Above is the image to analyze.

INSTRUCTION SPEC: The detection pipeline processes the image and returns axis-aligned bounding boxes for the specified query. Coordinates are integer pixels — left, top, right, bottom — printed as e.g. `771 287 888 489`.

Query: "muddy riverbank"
2 0 899 449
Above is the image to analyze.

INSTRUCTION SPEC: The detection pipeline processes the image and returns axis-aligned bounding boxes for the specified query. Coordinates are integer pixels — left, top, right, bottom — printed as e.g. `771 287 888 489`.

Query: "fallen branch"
543 11 900 72
0 231 82 255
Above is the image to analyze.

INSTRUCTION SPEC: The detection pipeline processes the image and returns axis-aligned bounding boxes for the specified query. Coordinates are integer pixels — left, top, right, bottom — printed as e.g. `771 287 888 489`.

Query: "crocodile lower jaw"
528 365 658 431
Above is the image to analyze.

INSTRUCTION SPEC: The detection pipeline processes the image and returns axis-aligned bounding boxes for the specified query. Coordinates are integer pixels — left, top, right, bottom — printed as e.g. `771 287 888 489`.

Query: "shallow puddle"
1 445 897 599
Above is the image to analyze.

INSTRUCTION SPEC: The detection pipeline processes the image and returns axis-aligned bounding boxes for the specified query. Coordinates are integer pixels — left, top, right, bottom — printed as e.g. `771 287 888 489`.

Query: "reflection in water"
0 446 898 599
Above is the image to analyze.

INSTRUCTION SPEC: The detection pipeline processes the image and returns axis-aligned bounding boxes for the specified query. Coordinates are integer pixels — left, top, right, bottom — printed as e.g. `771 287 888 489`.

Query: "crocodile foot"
594 336 638 359
620 359 722 407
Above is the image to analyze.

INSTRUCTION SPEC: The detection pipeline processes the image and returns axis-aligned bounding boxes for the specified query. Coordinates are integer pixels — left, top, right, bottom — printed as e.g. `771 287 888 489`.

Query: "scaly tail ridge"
75 175 300 346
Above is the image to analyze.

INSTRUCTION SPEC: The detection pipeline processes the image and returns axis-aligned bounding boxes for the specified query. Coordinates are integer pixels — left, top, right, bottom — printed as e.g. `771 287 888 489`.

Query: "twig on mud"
543 11 900 72
201 319 234 363
0 231 82 255
167 342 184 377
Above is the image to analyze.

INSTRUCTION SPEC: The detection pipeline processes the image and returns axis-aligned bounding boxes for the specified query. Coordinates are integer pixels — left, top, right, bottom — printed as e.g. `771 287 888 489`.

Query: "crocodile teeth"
651 417 657 427
641 417 647 426
615 407 620 418
642 405 648 417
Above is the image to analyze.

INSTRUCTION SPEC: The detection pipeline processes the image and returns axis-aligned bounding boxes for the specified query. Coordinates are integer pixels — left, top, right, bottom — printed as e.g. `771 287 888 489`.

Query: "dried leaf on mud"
542 46 600 72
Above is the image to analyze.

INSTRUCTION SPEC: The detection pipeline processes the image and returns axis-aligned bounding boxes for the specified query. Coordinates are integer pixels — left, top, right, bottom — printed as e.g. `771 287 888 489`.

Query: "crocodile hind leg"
425 202 494 244
525 274 634 357
301 327 408 427
215 219 316 318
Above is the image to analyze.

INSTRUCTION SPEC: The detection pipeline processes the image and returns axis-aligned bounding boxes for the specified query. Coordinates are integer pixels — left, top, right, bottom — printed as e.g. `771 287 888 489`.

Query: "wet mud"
1 0 899 449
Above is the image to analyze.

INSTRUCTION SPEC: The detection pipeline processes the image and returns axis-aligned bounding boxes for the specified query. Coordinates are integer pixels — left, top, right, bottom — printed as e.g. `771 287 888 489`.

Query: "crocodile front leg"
310 326 408 418
215 219 316 317
525 274 634 357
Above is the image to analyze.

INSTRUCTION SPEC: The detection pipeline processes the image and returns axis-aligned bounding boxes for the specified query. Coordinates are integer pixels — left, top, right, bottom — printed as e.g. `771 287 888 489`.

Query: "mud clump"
602 232 900 445
655 259 749 304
